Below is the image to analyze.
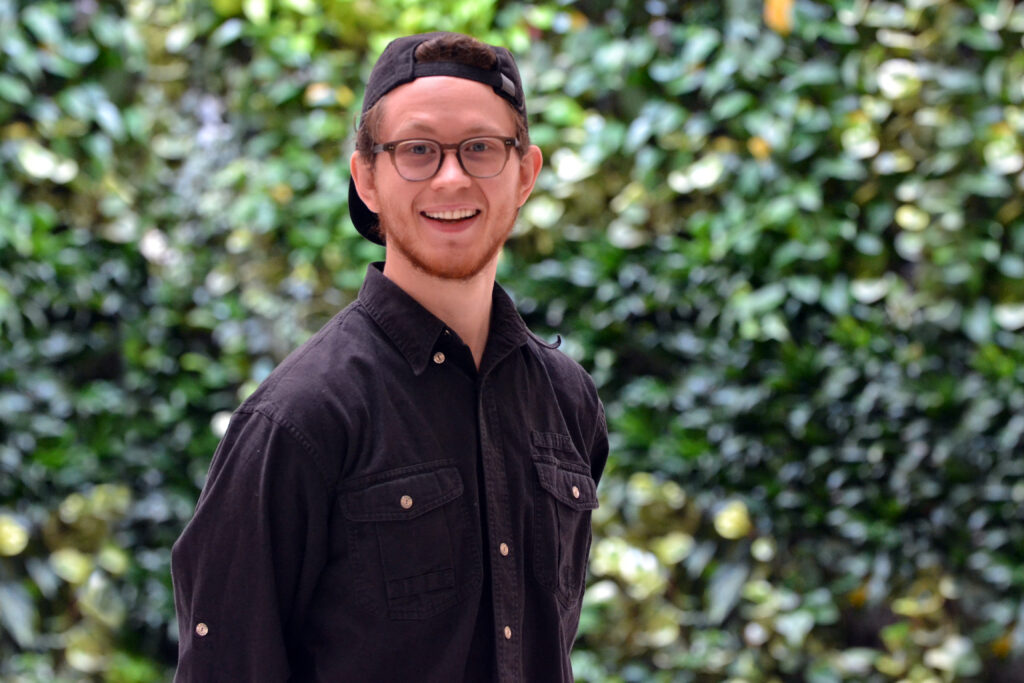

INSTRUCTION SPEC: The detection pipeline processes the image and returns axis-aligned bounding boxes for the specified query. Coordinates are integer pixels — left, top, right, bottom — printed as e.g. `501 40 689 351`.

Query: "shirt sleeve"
171 408 332 682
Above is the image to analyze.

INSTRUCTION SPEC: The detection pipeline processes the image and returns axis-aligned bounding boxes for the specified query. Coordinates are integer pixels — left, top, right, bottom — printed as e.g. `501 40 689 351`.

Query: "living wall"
2 0 1024 680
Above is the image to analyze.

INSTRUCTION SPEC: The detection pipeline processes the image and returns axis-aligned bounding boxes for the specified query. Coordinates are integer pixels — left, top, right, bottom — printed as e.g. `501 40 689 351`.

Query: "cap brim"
349 178 385 245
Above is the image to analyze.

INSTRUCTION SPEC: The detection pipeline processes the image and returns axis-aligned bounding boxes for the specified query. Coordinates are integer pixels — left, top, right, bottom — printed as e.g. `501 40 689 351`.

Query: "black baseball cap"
348 32 527 245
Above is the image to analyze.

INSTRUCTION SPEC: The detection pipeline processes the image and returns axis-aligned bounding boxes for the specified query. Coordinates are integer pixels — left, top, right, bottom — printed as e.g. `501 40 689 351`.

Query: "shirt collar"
357 262 529 376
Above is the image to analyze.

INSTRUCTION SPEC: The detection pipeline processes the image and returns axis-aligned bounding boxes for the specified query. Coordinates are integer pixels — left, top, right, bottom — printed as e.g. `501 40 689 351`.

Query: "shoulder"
246 298 390 404
227 301 382 484
522 332 609 483
523 333 605 437
525 333 601 409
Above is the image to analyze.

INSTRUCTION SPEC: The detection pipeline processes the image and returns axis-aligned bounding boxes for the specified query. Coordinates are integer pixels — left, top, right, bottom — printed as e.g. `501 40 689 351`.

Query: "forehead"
377 76 517 138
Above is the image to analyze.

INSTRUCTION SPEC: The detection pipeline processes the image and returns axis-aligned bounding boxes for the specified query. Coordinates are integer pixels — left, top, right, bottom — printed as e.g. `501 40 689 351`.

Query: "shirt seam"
234 304 360 494
588 399 606 458
255 305 358 399
238 405 335 493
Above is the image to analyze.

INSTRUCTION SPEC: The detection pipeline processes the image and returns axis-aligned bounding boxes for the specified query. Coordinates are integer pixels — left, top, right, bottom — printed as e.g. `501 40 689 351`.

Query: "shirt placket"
478 373 522 682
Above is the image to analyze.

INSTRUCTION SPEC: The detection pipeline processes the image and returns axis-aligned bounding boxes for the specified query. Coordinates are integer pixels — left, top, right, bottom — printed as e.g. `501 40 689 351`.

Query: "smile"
422 209 480 222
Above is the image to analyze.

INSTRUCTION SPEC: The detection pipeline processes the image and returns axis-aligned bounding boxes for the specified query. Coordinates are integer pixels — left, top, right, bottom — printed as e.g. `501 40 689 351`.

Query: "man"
171 31 608 682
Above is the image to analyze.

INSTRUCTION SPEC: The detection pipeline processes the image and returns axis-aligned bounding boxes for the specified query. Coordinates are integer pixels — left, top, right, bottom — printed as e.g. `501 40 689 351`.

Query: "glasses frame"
372 136 520 181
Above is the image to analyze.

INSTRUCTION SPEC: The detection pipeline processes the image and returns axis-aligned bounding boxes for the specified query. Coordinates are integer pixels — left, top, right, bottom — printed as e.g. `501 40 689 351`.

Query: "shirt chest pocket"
531 432 599 607
340 463 478 620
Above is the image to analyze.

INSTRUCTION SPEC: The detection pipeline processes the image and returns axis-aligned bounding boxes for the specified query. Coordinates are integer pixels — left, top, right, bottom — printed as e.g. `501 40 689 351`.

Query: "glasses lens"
394 140 441 180
459 138 508 178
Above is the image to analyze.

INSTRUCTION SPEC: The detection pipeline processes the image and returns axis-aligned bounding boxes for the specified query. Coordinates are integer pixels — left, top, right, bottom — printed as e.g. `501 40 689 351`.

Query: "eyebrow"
391 120 510 139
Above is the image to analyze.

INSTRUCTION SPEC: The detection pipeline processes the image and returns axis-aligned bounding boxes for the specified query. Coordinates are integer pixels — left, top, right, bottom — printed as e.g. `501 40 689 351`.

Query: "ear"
350 151 380 213
516 144 543 207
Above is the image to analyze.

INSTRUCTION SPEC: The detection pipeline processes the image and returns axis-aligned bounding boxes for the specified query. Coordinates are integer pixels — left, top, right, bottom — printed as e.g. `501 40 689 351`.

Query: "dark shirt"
171 263 609 682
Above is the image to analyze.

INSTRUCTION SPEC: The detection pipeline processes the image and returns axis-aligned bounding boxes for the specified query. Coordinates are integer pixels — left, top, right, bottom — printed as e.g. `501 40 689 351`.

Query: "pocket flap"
533 460 599 511
341 466 463 522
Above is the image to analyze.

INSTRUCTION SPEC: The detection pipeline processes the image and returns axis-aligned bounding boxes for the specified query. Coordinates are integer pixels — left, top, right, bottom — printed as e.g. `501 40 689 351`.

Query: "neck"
382 257 496 369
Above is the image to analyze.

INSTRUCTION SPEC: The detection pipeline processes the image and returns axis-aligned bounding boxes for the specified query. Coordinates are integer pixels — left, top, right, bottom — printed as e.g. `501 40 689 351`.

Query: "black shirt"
171 263 609 682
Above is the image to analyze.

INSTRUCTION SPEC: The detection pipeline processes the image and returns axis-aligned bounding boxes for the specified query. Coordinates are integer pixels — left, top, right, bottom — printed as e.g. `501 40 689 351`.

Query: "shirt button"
433 351 446 364
400 495 413 509
195 622 209 637
503 626 512 640
499 542 509 556
571 485 581 499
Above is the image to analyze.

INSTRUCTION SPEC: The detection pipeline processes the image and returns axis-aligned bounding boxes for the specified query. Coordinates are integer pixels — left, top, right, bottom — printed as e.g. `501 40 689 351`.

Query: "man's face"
351 76 542 281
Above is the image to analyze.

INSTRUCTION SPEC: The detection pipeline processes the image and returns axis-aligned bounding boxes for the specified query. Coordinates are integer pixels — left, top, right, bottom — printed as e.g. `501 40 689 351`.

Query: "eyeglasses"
372 136 519 181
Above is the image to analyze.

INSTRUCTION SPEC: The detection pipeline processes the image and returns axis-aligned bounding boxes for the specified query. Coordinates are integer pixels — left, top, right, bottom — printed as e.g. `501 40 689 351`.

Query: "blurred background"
3 0 1024 680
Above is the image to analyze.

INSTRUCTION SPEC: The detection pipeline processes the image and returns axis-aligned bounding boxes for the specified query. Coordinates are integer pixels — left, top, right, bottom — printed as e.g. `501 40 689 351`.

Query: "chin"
382 221 512 282
409 248 499 282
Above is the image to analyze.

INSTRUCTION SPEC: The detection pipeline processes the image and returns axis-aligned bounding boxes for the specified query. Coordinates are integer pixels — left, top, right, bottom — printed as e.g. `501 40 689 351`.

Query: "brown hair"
356 34 530 163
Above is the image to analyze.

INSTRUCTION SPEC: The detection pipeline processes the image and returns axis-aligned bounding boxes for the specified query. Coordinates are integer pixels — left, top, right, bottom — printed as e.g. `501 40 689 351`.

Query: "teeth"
424 209 477 221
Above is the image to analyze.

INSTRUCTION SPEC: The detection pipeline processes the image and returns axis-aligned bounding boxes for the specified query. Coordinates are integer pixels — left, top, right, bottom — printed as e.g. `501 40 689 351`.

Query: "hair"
355 34 530 164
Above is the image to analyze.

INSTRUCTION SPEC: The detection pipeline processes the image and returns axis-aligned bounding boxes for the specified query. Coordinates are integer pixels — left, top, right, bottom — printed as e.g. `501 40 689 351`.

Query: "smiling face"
350 76 542 282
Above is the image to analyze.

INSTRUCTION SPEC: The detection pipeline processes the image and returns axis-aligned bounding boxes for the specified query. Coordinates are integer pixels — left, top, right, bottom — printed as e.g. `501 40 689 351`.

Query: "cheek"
377 179 416 213
485 177 522 209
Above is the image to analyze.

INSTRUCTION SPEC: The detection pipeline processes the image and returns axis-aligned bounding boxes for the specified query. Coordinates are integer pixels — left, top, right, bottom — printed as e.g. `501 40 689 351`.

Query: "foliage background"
3 0 1024 680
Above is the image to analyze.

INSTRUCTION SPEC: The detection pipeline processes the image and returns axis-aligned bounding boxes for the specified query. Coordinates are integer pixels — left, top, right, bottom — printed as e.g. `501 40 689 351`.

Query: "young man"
171 32 608 682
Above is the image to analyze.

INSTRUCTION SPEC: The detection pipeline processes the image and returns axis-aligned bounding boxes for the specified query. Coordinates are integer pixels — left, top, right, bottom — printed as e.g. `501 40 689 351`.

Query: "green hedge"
3 0 1024 680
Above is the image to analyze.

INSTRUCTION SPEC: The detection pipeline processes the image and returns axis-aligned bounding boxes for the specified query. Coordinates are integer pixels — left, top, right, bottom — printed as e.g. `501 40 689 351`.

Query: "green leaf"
776 609 815 647
244 0 272 25
211 18 246 46
21 5 64 44
0 582 37 648
0 74 31 105
711 91 755 120
706 562 748 625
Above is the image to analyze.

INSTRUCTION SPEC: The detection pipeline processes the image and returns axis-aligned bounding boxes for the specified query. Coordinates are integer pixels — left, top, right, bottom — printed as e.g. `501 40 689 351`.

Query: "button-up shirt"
171 263 609 682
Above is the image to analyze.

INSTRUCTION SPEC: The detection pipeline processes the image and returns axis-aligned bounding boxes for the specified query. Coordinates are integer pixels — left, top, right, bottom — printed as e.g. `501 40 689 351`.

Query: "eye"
395 140 438 157
465 139 495 153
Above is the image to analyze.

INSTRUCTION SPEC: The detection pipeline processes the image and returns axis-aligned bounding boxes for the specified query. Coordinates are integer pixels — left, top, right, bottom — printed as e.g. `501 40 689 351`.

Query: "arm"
589 400 610 486
171 408 331 682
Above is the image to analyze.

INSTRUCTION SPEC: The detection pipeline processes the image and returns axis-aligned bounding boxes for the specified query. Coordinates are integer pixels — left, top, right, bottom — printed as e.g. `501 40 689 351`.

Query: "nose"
430 148 472 188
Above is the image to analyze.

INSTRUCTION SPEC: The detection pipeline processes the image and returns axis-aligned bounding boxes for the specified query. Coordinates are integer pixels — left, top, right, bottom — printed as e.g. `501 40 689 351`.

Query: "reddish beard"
379 212 517 281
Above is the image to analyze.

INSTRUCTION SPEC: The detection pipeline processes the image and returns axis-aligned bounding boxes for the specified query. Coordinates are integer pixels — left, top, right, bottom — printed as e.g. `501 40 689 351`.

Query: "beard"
378 211 517 282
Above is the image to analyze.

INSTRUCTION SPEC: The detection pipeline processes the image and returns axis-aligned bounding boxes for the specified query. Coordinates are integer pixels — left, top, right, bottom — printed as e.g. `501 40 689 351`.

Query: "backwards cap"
348 32 527 245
